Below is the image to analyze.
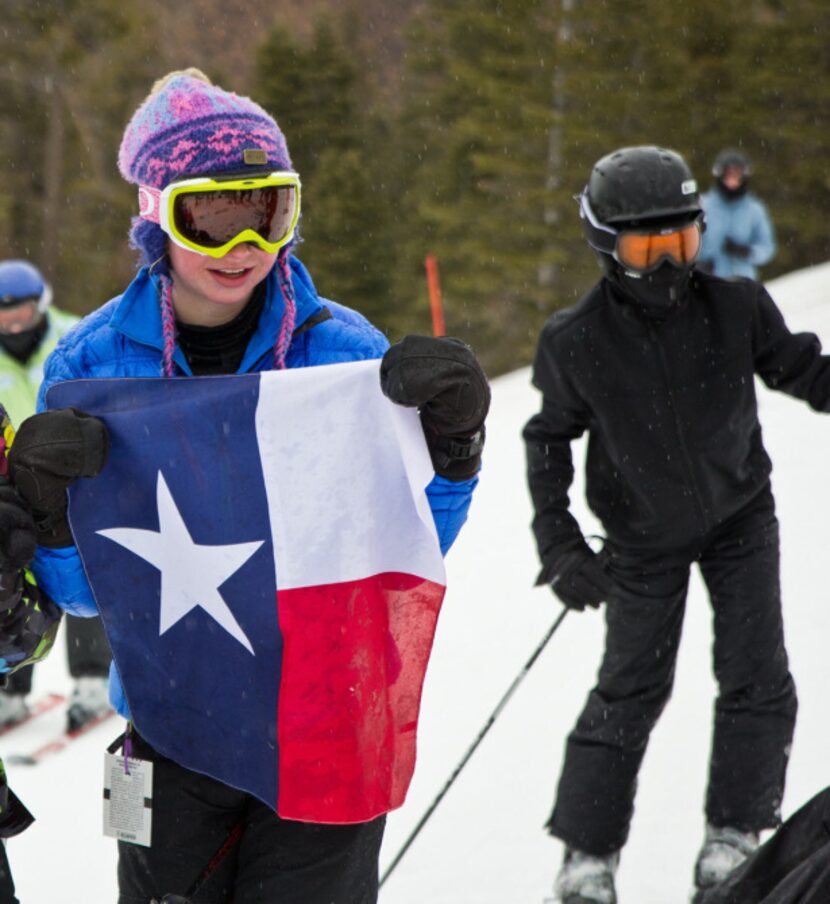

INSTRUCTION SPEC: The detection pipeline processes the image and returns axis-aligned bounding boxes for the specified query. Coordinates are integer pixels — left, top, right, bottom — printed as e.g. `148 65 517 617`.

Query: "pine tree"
0 0 160 315
394 0 558 374
253 17 397 330
691 0 830 276
554 0 830 284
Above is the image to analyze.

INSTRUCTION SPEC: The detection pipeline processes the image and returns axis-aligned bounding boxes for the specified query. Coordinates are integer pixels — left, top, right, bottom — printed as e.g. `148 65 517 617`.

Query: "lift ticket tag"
103 752 153 847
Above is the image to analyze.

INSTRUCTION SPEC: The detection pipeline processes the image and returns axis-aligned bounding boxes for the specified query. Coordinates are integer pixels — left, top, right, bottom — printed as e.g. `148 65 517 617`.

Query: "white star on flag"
97 471 263 655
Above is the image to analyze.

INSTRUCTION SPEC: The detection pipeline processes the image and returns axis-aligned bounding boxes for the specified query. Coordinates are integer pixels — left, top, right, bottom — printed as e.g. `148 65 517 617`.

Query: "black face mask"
612 260 692 315
0 318 47 363
715 179 748 201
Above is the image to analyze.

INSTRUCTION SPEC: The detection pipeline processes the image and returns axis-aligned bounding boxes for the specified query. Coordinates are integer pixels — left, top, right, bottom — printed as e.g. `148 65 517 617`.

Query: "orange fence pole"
424 254 446 337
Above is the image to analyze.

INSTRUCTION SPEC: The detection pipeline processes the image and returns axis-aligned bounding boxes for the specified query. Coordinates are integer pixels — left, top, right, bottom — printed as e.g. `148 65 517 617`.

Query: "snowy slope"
6 261 830 903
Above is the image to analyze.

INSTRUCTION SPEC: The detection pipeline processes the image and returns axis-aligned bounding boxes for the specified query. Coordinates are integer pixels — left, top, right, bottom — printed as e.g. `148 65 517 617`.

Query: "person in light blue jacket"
4 68 489 904
698 149 776 280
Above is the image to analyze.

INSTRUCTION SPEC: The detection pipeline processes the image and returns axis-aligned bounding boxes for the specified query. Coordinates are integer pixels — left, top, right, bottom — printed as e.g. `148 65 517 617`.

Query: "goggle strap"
579 191 617 238
39 283 52 312
138 186 162 224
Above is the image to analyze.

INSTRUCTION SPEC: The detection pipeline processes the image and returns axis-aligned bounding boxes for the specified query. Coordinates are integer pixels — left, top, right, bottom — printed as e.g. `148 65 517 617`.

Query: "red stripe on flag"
276 572 445 823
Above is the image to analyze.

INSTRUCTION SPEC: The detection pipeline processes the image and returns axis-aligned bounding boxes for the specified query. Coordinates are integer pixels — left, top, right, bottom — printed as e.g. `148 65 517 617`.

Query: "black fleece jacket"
524 271 830 566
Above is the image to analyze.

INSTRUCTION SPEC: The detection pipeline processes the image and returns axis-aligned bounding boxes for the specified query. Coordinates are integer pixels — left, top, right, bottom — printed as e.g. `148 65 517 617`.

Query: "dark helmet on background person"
712 148 751 200
712 148 752 180
0 261 52 313
578 146 704 311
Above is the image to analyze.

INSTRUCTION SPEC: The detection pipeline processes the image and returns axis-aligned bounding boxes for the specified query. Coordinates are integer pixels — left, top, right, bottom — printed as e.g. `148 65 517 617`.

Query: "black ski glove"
0 479 36 573
8 408 109 548
380 335 490 481
723 237 752 259
547 543 618 611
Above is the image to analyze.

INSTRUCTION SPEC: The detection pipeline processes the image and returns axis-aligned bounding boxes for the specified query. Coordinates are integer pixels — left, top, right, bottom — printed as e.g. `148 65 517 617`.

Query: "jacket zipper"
647 322 710 533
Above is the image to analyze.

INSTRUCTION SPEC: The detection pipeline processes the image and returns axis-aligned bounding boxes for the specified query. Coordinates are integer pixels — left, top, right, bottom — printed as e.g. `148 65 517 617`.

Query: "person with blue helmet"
0 259 111 733
697 149 776 280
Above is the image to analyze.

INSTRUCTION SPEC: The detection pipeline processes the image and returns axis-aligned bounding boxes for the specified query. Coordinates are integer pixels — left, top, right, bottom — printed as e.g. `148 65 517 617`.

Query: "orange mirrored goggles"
615 221 702 273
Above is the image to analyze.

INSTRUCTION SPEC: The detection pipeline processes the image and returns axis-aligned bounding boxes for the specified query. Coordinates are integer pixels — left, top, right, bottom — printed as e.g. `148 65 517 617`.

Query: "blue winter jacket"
31 257 478 717
698 188 776 279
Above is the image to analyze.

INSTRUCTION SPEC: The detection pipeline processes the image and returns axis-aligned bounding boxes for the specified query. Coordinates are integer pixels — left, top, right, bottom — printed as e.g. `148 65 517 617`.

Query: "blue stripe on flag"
48 376 284 807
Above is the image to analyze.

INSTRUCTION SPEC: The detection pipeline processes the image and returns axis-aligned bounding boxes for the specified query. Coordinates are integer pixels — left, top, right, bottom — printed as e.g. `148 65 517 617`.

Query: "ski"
5 708 116 766
0 692 66 738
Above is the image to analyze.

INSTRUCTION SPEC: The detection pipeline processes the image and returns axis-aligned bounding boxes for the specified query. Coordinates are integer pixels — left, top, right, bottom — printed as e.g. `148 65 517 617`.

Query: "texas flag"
46 360 446 824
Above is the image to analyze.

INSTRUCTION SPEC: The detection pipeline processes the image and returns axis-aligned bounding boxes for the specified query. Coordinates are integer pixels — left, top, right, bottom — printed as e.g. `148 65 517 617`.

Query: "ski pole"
155 816 245 904
379 608 569 888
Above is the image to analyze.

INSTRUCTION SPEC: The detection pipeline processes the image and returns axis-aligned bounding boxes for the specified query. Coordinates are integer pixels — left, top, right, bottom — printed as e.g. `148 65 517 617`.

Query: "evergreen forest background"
1 0 828 376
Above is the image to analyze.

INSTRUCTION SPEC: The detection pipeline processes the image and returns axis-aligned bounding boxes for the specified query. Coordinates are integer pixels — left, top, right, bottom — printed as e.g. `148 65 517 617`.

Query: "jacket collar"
109 256 324 375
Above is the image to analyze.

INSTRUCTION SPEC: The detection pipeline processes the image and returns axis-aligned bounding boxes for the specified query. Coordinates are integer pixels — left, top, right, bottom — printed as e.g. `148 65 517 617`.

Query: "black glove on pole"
547 542 618 611
723 237 752 259
380 336 490 481
8 408 109 548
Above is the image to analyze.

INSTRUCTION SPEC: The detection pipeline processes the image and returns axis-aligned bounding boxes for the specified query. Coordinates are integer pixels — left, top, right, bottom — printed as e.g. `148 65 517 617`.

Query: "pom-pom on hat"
118 68 293 189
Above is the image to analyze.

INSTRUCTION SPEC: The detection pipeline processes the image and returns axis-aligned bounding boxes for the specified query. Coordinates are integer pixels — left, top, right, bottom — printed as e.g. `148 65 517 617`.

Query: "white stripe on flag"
255 360 446 591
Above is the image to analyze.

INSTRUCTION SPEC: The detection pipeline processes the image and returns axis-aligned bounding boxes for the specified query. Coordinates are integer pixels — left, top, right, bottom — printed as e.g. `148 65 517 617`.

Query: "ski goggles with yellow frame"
137 171 301 259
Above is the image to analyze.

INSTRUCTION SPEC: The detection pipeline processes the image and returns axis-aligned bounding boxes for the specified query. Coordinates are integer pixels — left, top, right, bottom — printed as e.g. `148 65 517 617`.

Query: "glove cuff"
427 427 485 481
32 507 72 548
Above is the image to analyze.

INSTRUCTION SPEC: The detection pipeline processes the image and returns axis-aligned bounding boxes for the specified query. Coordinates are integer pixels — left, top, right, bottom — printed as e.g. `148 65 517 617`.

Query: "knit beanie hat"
119 68 295 269
118 69 298 375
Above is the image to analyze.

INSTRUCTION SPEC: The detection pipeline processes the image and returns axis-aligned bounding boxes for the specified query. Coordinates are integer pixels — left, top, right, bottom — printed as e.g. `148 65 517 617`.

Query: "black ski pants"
549 489 798 856
4 614 110 695
117 733 385 904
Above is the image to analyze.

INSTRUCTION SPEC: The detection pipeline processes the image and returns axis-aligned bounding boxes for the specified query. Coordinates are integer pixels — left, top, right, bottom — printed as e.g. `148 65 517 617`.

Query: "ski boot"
66 676 111 731
0 691 29 729
551 848 619 904
691 824 758 901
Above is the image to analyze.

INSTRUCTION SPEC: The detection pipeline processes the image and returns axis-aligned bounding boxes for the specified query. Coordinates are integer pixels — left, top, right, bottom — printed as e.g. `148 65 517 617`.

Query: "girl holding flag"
5 70 489 904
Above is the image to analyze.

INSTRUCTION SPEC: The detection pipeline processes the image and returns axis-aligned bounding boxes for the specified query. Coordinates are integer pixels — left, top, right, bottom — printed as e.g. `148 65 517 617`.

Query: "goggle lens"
616 222 701 272
172 184 298 250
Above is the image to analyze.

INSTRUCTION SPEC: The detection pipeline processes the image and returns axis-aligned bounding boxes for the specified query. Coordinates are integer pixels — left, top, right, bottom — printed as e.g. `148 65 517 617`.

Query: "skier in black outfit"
523 145 830 904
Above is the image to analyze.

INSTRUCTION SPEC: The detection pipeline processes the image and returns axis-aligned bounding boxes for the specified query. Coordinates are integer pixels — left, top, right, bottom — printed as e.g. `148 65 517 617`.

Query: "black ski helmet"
579 146 703 259
712 148 752 179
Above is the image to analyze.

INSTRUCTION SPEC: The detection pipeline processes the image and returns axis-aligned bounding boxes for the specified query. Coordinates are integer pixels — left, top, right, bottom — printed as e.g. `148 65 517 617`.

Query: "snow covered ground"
6 261 830 902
